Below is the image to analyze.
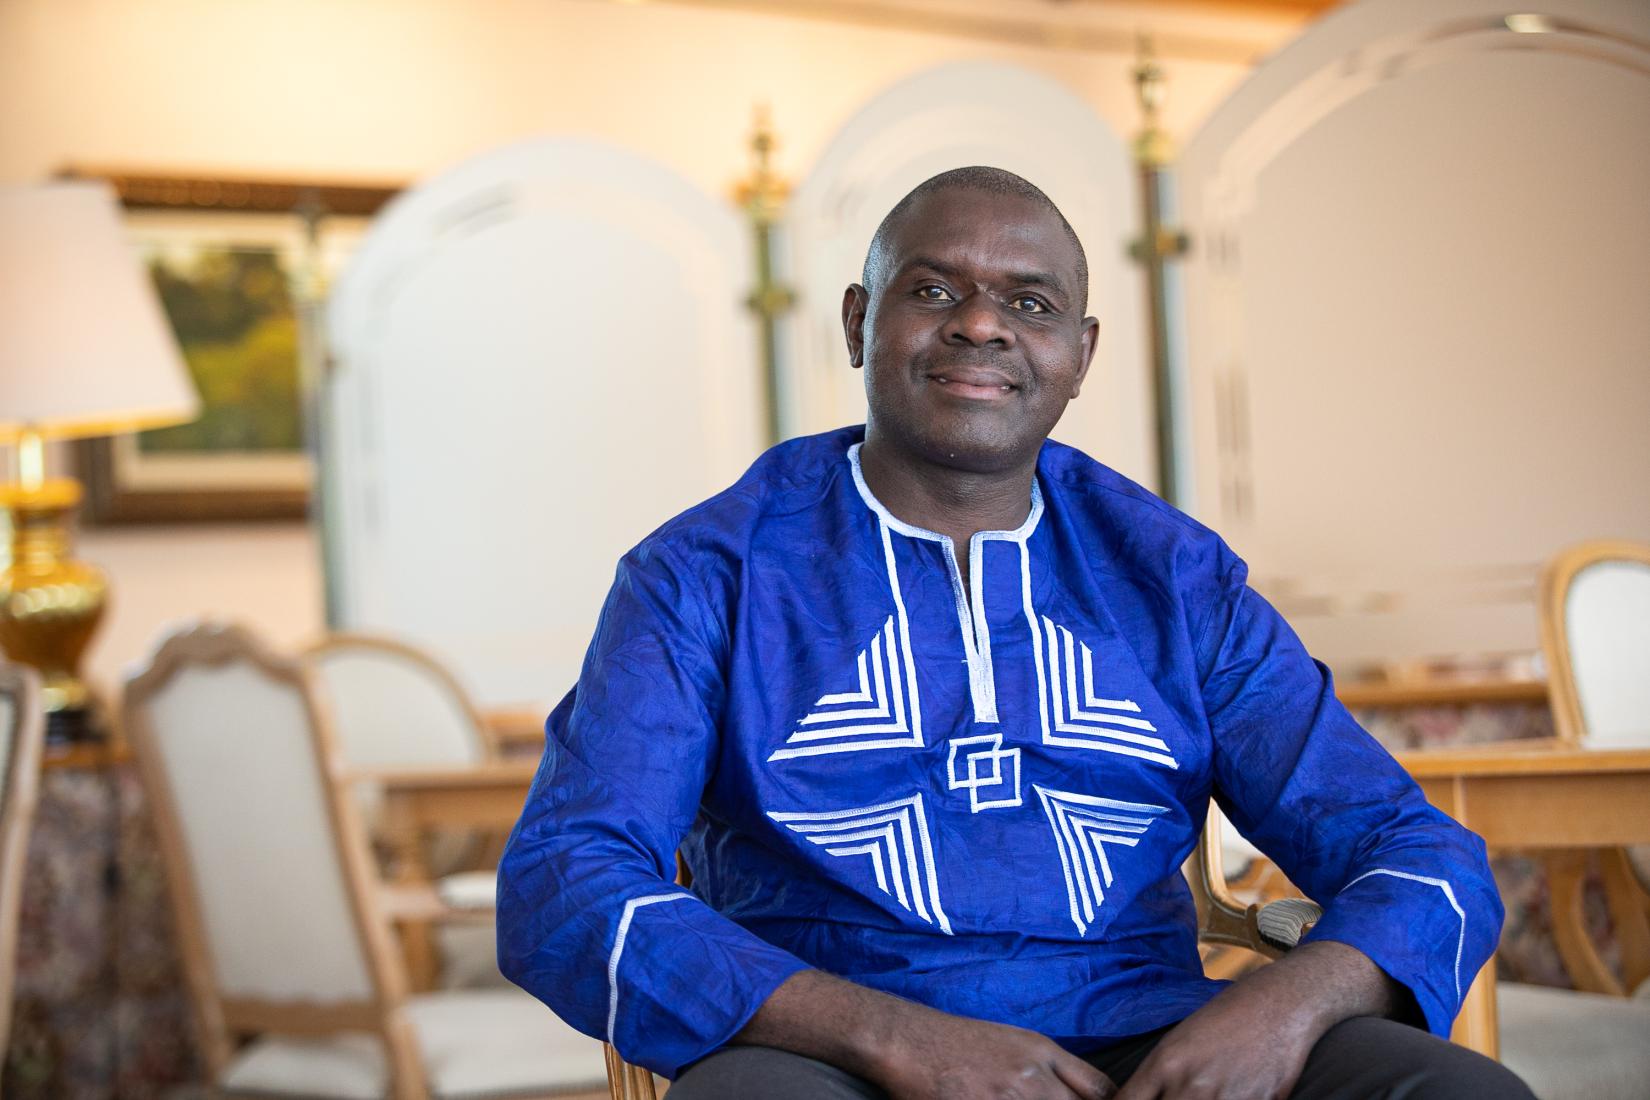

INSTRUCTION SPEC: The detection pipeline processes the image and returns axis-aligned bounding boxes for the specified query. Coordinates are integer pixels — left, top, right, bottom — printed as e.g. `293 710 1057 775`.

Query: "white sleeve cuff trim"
1342 867 1466 1002
606 891 693 1045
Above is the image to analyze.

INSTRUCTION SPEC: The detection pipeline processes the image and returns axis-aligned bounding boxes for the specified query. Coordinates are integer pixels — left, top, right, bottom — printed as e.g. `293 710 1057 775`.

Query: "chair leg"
385 1012 431 1100
1543 849 1625 996
604 1043 659 1100
1602 847 1650 993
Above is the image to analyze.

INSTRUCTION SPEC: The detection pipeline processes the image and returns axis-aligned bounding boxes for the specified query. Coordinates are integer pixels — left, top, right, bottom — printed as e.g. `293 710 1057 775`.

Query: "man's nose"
942 291 1015 348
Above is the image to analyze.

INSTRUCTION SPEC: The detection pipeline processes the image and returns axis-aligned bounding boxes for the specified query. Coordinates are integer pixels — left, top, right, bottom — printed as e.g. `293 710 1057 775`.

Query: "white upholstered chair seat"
1498 983 1650 1100
432 871 507 988
437 870 497 911
221 987 607 1099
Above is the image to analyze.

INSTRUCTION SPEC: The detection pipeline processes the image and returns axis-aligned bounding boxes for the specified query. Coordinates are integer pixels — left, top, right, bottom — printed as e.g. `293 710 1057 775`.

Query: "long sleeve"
1198 562 1504 1037
496 540 809 1078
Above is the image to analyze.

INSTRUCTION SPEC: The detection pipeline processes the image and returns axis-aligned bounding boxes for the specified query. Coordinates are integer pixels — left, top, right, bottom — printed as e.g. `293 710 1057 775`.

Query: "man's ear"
842 284 870 370
1071 316 1100 398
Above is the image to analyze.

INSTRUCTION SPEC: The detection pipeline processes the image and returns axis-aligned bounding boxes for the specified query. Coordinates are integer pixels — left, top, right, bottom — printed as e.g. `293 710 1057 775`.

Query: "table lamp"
0 181 200 742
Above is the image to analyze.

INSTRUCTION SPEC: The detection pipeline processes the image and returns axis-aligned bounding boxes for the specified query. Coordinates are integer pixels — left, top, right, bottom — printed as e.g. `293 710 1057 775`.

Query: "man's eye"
1012 296 1048 313
917 285 953 301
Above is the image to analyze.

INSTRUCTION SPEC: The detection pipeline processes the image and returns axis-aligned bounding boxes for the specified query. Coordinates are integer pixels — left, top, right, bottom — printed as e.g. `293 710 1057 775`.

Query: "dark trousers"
668 1016 1535 1099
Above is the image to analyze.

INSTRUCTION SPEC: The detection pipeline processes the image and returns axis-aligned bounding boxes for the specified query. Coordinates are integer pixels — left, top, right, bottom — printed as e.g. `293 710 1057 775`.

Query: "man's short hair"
861 166 1089 309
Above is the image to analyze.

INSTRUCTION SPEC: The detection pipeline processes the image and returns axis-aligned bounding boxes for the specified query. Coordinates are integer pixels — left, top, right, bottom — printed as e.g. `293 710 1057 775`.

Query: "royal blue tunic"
497 426 1502 1079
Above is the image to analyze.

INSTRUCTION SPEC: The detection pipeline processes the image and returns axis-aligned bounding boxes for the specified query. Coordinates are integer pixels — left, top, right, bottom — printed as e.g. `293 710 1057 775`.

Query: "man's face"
843 187 1098 475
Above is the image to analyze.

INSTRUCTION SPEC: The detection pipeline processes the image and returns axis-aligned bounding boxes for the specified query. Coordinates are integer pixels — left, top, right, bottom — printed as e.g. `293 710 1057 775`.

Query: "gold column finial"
734 103 791 229
1132 33 1174 169
733 103 797 446
1126 34 1190 507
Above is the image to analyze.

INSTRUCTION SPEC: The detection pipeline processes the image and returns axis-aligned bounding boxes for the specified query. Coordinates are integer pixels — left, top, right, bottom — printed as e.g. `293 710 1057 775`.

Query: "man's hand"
735 969 1116 1100
873 1007 1116 1100
1116 941 1401 1099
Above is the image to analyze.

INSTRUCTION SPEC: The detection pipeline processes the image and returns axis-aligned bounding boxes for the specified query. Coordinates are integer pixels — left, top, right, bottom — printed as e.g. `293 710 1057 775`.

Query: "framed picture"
65 170 400 524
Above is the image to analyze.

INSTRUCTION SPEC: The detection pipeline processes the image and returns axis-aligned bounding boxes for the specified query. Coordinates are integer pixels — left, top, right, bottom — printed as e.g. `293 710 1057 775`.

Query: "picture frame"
62 169 400 524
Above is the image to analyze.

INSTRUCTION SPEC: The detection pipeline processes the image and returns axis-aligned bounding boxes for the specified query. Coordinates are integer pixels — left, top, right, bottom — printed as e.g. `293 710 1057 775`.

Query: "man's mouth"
926 373 1017 401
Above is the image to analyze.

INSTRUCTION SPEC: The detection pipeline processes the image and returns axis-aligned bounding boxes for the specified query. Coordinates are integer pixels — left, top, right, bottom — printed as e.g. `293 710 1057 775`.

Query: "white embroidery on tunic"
947 733 1023 812
764 446 1185 935
1035 786 1170 935
847 442 1043 725
769 795 953 935
769 520 927 760
1035 617 1180 770
770 616 918 760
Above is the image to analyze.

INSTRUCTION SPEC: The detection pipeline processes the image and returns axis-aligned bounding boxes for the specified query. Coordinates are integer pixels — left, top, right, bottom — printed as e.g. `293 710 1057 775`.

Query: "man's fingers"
1051 1051 1117 1100
1111 1061 1162 1100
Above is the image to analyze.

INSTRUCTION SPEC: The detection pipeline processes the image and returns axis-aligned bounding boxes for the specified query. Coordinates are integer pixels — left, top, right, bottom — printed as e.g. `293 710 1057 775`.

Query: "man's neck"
858 436 1036 562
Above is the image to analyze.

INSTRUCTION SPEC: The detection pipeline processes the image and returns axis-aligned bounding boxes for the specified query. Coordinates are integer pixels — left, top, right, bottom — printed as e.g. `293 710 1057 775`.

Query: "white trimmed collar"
847 441 1044 544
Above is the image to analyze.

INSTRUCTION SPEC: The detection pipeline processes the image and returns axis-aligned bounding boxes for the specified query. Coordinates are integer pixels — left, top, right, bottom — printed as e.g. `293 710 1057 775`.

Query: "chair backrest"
1541 541 1650 749
301 634 493 770
0 663 44 1056
123 622 406 1077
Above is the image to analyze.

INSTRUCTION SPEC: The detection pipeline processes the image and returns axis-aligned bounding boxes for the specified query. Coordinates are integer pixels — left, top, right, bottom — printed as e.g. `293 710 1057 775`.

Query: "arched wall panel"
1176 0 1650 671
327 139 760 704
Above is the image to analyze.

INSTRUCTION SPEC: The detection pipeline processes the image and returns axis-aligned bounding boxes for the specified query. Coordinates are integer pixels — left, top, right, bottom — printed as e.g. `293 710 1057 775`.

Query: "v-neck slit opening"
848 443 1043 726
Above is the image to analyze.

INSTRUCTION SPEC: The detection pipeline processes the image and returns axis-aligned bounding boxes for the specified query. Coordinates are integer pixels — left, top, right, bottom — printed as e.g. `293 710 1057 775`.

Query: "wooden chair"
1486 540 1650 1100
1185 805 1322 977
301 632 498 879
300 634 496 767
302 633 504 989
124 621 606 1099
0 662 44 1056
1537 540 1650 998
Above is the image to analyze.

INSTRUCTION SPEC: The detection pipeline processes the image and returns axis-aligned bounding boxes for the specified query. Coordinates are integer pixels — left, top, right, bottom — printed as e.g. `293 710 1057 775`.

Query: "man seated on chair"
497 168 1531 1100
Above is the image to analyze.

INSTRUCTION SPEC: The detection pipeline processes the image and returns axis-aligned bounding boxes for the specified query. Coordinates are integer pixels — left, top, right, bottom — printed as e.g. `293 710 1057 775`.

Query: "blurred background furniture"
1538 539 1650 1000
303 633 505 990
1197 772 1650 1099
0 182 198 743
0 664 44 1056
1481 540 1650 1100
123 621 605 1099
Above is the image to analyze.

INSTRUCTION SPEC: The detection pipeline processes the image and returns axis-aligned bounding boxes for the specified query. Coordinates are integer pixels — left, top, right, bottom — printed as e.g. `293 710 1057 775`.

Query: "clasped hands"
743 942 1395 1100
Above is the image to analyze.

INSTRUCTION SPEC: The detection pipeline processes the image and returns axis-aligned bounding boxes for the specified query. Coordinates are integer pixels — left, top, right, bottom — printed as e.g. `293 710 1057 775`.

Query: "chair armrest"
1255 897 1323 952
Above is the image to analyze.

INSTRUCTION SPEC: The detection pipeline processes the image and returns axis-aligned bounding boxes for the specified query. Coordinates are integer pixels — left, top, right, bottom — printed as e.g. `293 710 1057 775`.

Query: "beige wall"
0 0 1281 190
0 0 1291 701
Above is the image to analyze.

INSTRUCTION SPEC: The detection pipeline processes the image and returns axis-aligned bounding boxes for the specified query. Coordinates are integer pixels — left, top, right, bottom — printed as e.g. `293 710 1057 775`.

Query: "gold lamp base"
0 477 108 742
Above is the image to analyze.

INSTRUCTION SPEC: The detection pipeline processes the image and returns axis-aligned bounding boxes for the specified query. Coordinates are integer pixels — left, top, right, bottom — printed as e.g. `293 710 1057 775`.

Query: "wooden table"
370 761 539 845
481 707 551 757
1394 740 1650 1057
1339 677 1548 709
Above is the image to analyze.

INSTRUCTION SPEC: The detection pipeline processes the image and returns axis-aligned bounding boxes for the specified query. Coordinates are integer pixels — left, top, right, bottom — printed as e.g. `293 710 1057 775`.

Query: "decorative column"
732 105 797 448
1127 36 1191 508
289 189 343 628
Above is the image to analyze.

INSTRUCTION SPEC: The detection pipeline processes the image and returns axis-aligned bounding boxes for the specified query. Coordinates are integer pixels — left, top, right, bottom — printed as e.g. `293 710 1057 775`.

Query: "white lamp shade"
0 181 200 442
